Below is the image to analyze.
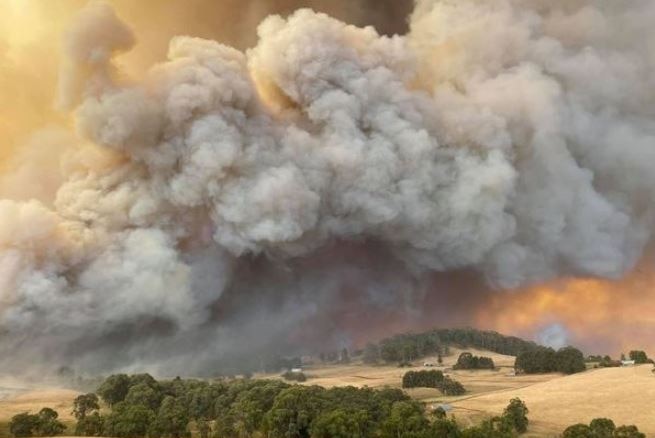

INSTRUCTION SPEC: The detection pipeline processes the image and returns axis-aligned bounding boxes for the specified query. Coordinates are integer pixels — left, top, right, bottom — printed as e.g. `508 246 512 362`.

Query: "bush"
281 371 307 382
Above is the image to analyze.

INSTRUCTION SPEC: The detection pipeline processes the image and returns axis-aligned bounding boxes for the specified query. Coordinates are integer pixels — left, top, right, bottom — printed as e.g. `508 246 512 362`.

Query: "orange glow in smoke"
477 264 655 355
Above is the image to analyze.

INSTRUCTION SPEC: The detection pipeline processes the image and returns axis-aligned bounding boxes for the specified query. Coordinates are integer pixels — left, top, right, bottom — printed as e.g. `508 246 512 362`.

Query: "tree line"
562 418 645 438
10 381 648 438
9 376 530 438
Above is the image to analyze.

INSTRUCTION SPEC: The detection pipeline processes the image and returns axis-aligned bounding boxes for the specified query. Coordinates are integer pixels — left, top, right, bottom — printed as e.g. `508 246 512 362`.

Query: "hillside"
0 378 79 423
451 364 655 437
259 348 655 437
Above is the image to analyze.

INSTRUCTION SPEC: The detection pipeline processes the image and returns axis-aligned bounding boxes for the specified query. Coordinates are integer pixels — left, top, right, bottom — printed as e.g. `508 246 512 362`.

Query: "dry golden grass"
0 377 80 422
260 348 655 437
450 364 655 437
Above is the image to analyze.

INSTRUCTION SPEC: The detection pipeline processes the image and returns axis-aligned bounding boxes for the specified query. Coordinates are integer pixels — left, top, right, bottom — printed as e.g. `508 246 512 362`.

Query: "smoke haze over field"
1 0 655 374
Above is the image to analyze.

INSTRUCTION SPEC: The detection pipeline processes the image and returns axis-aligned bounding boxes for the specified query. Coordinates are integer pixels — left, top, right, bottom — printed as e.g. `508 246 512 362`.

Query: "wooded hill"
363 328 540 364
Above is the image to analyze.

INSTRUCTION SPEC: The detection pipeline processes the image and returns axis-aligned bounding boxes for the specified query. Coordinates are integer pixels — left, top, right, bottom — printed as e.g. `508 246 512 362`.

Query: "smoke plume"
1 0 655 374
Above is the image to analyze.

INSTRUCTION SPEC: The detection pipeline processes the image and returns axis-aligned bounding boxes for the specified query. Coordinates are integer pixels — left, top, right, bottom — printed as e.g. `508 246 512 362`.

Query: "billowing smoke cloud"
1 0 655 374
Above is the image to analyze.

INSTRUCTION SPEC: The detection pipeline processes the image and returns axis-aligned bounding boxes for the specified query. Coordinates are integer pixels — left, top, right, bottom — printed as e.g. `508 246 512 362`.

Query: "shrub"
281 371 307 382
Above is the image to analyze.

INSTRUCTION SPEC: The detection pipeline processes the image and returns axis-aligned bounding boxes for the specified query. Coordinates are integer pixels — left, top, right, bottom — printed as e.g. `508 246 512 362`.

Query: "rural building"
621 360 635 367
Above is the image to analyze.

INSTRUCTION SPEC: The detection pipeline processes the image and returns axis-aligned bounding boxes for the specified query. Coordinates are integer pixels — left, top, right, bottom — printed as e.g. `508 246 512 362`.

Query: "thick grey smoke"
1 0 654 374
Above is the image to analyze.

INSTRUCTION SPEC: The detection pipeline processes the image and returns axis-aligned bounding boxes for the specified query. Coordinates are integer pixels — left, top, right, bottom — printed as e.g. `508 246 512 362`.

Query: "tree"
439 377 466 396
8 408 66 438
363 343 380 364
311 409 370 438
432 418 462 438
72 393 100 420
515 347 557 374
35 408 66 436
562 420 644 438
589 418 615 438
75 412 105 436
453 352 495 370
562 424 592 438
97 374 131 407
515 346 585 375
150 396 189 438
555 347 586 374
613 425 645 438
9 413 39 437
628 351 649 364
380 401 429 438
402 370 444 388
502 398 529 433
461 417 514 438
103 402 155 438
124 382 162 410
263 385 327 438
340 348 351 364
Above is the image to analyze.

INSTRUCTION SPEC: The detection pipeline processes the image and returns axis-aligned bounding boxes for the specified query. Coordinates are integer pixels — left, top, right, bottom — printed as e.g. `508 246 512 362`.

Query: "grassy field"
449 364 655 437
1 349 653 437
259 348 655 437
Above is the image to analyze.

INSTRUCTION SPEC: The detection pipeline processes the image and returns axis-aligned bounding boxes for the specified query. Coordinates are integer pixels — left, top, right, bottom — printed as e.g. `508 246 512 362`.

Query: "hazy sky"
1 0 654 374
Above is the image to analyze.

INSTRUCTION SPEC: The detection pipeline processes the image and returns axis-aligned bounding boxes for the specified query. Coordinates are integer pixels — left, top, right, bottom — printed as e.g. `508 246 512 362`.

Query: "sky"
0 0 654 374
